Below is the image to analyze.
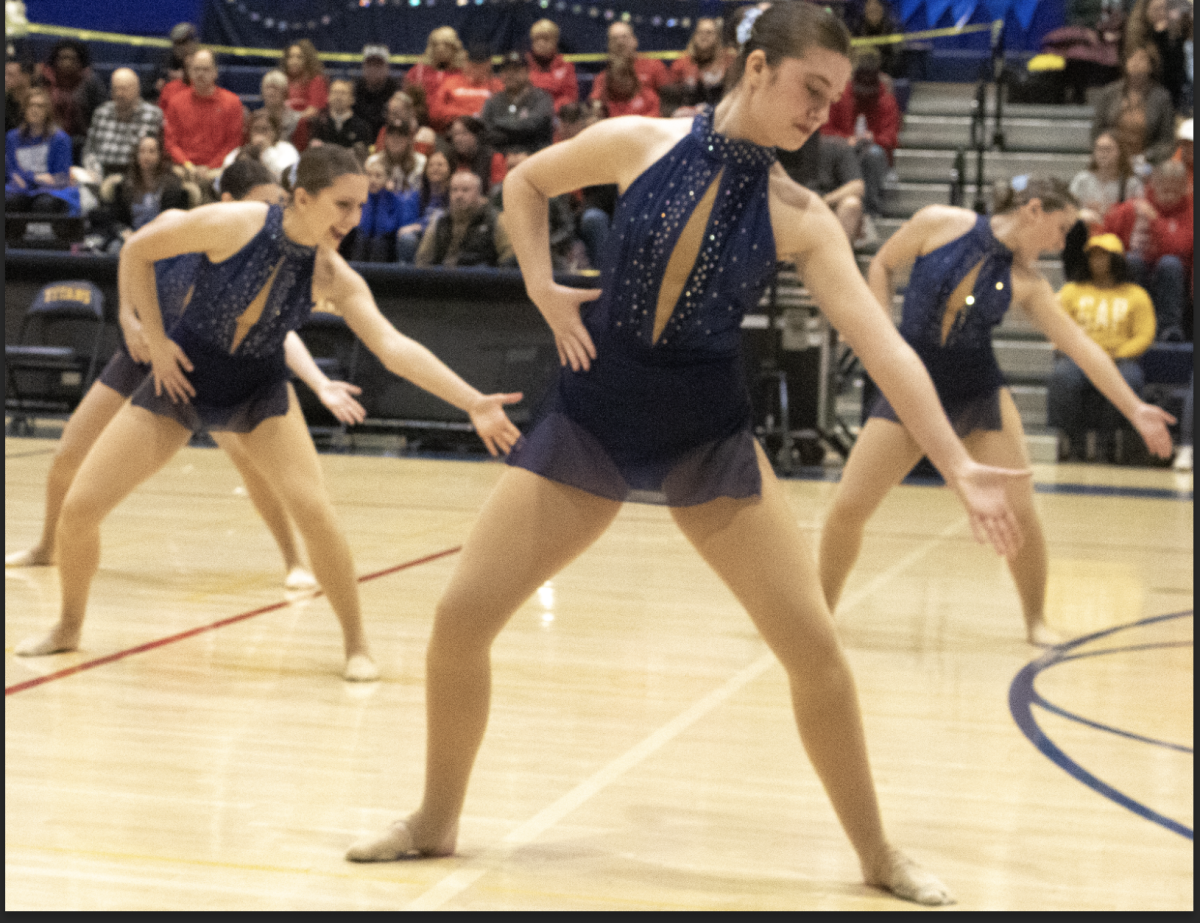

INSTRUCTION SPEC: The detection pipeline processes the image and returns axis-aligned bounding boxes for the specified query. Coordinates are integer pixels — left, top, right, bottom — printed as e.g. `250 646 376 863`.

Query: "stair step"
900 114 1093 152
893 148 1091 184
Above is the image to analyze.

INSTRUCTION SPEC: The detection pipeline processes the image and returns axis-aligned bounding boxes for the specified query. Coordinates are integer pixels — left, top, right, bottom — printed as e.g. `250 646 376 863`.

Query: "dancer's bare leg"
347 467 621 859
16 404 192 655
5 381 126 567
231 388 376 679
963 390 1056 646
818 417 924 613
211 431 315 589
672 444 952 905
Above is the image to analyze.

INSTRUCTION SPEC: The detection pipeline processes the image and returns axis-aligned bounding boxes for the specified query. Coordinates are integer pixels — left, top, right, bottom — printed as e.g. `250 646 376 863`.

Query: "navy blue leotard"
127 204 317 432
870 213 1015 436
507 107 778 506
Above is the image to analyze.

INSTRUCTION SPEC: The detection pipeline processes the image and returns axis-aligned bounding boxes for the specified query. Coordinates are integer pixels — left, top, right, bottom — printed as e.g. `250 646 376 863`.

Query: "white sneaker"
1173 445 1192 471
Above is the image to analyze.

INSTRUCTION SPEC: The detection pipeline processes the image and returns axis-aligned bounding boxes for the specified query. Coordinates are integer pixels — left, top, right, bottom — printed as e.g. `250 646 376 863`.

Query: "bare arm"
822 178 865 208
282 329 366 426
1021 277 1174 457
501 116 676 370
325 258 522 455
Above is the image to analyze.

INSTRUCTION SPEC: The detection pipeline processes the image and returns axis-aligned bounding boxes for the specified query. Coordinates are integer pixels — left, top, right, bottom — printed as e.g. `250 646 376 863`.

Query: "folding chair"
6 280 107 435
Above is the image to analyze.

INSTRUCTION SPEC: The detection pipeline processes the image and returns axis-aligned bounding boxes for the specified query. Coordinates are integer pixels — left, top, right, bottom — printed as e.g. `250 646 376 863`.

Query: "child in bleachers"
349 153 417 262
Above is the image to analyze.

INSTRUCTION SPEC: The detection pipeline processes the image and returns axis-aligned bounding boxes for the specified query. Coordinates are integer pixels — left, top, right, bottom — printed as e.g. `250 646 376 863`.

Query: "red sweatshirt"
163 87 245 168
526 52 578 111
821 81 901 160
429 73 503 132
1103 188 1194 282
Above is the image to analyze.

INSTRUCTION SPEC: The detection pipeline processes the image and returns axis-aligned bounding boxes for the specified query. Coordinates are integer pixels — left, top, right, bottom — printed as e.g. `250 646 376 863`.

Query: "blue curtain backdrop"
23 0 1064 53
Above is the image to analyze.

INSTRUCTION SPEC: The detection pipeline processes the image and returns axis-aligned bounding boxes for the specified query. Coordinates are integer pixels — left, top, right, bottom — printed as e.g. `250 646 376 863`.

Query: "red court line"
5 545 461 696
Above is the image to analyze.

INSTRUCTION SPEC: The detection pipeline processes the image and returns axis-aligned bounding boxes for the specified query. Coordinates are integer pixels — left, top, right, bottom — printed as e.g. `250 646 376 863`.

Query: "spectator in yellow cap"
1049 233 1158 461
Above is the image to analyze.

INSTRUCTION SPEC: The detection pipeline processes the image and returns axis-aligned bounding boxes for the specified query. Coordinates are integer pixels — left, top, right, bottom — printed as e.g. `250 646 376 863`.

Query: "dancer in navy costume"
5 163 363 591
819 179 1174 646
347 5 1032 904
15 146 522 681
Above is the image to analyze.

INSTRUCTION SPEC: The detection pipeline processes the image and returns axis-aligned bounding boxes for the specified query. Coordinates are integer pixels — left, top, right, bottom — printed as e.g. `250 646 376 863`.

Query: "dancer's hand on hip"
149 337 195 403
949 459 1031 558
469 392 524 456
535 283 602 372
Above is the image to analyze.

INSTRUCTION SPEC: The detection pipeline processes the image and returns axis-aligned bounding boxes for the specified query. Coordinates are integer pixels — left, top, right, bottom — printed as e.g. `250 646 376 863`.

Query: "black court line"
5 546 461 696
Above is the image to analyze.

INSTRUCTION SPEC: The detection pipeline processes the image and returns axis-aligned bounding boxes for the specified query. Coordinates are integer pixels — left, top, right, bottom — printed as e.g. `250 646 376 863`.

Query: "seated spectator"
414 170 513 268
378 122 426 193
1092 44 1178 167
396 148 451 264
6 56 34 133
592 57 660 118
309 78 372 160
372 89 419 150
5 87 79 228
777 131 865 244
405 26 465 115
283 40 328 152
95 132 190 251
488 150 579 269
590 21 670 101
481 51 555 154
1103 159 1193 339
821 47 899 229
37 38 106 162
221 110 299 182
81 68 164 180
446 115 502 194
526 19 578 112
256 69 302 146
163 50 245 194
668 17 728 108
151 22 199 103
1049 233 1157 461
430 44 502 134
851 0 903 79
353 44 400 140
348 153 418 263
1071 130 1146 228
1064 130 1145 281
1125 0 1190 110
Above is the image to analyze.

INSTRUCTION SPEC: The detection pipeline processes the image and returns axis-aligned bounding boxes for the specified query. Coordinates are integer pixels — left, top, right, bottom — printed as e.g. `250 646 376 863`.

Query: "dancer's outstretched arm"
318 253 523 455
1019 278 1175 457
777 188 1029 557
282 330 366 425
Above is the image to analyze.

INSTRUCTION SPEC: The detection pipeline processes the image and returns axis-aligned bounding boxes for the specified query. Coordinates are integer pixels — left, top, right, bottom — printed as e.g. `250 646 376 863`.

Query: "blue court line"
1008 610 1194 841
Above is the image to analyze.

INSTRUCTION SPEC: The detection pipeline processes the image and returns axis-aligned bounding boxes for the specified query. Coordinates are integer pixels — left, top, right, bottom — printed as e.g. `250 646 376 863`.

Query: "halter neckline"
691 106 777 170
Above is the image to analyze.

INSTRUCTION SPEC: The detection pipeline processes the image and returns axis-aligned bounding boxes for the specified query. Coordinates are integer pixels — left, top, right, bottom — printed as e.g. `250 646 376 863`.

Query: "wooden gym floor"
5 436 1193 910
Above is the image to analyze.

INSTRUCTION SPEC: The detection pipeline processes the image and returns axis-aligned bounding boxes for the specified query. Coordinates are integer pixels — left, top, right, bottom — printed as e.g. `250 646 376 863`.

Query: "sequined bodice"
171 204 317 358
592 106 777 357
900 214 1014 352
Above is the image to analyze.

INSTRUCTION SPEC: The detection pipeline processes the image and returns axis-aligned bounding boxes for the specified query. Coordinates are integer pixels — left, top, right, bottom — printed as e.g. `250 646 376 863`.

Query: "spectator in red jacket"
668 17 729 107
162 50 244 191
283 40 328 151
1103 159 1194 339
404 26 464 114
429 45 502 134
526 19 578 112
593 57 660 119
589 21 670 104
822 48 900 223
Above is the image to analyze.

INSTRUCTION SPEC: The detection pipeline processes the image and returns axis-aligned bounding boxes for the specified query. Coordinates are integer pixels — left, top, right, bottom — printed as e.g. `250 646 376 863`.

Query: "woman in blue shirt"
5 87 80 226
